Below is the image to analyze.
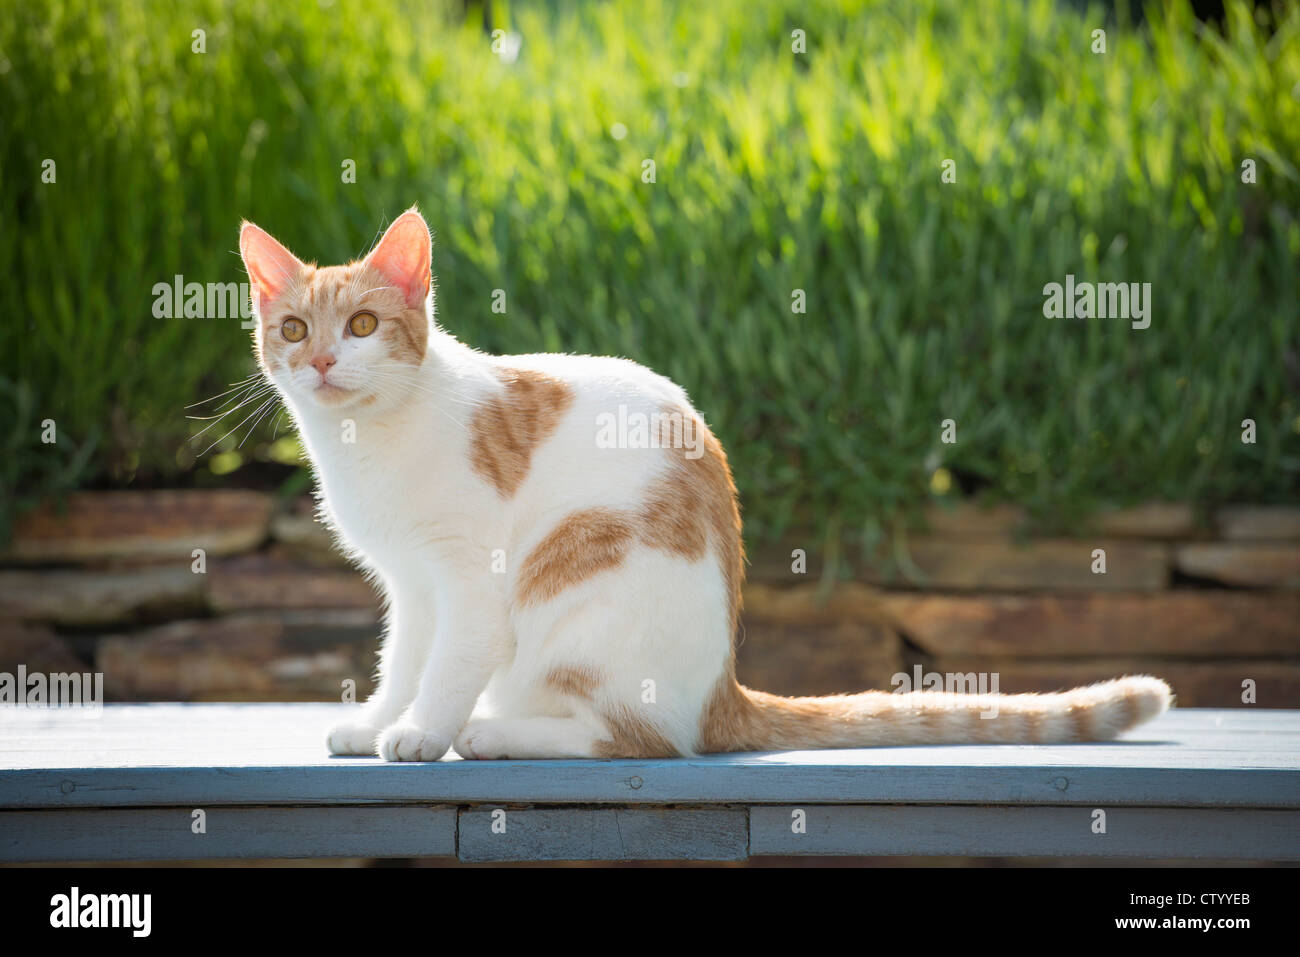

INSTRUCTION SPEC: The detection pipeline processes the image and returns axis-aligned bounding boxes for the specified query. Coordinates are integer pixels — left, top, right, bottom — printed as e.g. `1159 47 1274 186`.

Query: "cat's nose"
309 355 337 377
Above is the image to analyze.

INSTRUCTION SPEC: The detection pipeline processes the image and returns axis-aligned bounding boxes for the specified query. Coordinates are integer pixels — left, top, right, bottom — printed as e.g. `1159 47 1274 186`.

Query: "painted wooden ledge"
1 704 1297 862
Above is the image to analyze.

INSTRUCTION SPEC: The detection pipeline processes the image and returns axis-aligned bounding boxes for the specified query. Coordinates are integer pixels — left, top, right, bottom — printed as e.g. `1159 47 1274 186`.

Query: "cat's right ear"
239 222 305 314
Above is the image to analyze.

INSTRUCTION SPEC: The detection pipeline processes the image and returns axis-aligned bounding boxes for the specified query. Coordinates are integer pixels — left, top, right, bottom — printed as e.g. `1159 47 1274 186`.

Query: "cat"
238 207 1173 762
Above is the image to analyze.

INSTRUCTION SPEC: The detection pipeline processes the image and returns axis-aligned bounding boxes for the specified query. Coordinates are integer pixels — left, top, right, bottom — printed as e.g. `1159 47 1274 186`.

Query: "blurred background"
1 0 1298 726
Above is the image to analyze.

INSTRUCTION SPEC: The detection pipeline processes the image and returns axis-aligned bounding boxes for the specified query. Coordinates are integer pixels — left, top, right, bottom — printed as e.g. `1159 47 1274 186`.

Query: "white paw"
455 721 511 760
326 722 380 756
379 724 451 762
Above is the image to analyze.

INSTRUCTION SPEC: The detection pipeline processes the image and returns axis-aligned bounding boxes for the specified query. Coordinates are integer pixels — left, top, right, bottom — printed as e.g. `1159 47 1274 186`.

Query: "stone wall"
2 493 1297 709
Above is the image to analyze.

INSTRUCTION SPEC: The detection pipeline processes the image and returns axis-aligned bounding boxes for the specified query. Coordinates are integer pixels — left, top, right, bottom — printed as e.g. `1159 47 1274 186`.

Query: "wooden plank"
0 567 206 627
867 539 1171 591
457 807 747 862
1217 505 1300 541
2 490 273 564
925 658 1300 710
8 728 1294 764
919 502 1198 540
1139 709 1300 730
96 612 379 701
6 702 1299 751
5 702 1295 735
2 705 1298 810
750 805 1300 860
1175 543 1300 589
12 725 1295 755
4 761 1297 812
0 805 456 863
881 591 1300 657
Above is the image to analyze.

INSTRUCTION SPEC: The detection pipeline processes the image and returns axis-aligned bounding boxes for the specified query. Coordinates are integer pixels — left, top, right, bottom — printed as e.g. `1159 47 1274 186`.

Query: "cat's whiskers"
210 378 272 415
185 381 272 421
196 394 281 457
237 395 282 449
187 384 276 442
186 373 266 415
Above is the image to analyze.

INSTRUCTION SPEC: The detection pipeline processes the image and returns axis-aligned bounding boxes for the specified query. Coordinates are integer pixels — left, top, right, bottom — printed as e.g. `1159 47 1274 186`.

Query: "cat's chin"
305 382 369 409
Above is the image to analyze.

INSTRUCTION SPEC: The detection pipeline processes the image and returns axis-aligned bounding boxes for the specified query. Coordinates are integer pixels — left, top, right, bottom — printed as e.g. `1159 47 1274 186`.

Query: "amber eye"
348 312 378 337
280 317 307 342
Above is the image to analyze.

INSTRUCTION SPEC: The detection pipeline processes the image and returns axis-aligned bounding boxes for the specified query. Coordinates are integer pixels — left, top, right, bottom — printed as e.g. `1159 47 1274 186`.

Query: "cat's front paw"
378 724 451 762
327 722 381 756
455 720 506 760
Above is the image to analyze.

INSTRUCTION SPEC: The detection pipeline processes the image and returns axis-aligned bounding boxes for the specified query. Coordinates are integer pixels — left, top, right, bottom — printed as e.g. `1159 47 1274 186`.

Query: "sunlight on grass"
1 0 1297 557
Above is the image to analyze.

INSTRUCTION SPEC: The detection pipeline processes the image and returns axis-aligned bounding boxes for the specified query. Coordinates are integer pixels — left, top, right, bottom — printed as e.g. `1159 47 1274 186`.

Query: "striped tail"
708 675 1172 751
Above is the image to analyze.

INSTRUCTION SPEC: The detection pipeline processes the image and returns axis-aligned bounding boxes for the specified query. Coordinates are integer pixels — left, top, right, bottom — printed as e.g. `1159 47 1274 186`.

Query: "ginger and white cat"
238 208 1172 762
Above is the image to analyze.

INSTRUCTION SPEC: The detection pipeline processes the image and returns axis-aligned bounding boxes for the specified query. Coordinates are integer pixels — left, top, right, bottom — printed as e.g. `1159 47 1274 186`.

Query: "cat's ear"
365 208 431 309
240 222 305 313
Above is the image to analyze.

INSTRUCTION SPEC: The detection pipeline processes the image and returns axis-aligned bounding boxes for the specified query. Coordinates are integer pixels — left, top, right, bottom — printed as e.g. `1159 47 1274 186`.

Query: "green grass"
2 0 1298 559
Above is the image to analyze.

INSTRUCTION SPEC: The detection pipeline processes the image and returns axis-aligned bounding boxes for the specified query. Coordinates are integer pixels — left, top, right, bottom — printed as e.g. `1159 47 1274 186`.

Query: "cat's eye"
281 318 307 342
348 312 378 337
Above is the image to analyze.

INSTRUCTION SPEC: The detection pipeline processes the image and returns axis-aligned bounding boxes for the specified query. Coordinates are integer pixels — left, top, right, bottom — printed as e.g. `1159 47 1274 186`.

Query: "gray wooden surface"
749 806 1300 859
1 806 457 863
1 704 1297 861
458 808 748 862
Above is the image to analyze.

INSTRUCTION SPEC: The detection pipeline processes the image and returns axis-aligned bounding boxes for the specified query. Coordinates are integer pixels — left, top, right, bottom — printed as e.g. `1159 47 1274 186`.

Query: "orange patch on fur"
512 406 744 621
505 402 750 758
1067 703 1093 742
517 508 634 607
1117 688 1140 730
638 407 745 634
545 665 603 699
697 680 880 753
637 407 751 755
471 368 574 497
970 707 999 743
1023 709 1045 742
696 673 755 753
593 704 678 759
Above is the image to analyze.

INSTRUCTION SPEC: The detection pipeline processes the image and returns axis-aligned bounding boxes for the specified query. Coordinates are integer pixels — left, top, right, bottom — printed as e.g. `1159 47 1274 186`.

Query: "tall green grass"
2 0 1298 556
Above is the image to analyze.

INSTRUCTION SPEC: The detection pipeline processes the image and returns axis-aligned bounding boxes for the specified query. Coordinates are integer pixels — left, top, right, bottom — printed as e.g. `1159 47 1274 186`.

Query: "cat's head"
238 208 433 411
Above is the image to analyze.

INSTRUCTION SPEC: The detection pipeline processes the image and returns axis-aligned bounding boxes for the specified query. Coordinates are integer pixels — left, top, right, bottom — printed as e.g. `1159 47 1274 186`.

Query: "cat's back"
488 350 693 412
476 351 707 507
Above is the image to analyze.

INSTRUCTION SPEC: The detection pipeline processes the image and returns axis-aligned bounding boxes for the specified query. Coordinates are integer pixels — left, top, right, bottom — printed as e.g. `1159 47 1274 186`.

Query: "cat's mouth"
311 381 362 406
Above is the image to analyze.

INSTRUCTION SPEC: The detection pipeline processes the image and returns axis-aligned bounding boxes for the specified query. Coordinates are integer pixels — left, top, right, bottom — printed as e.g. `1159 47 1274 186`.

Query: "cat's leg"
377 579 511 762
455 716 606 760
326 589 435 756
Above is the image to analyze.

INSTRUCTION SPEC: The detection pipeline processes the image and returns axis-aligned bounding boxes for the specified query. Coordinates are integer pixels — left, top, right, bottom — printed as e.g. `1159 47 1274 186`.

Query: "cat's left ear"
365 208 431 309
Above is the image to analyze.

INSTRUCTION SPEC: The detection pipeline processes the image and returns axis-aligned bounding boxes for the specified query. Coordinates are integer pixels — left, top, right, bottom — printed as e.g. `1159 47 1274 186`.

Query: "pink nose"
309 355 336 377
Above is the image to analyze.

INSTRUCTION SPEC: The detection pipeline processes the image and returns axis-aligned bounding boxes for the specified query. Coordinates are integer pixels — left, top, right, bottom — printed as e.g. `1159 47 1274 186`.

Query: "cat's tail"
705 675 1172 751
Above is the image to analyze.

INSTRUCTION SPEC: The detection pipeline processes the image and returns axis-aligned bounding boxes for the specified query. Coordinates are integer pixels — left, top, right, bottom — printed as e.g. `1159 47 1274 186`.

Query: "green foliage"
2 0 1298 559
